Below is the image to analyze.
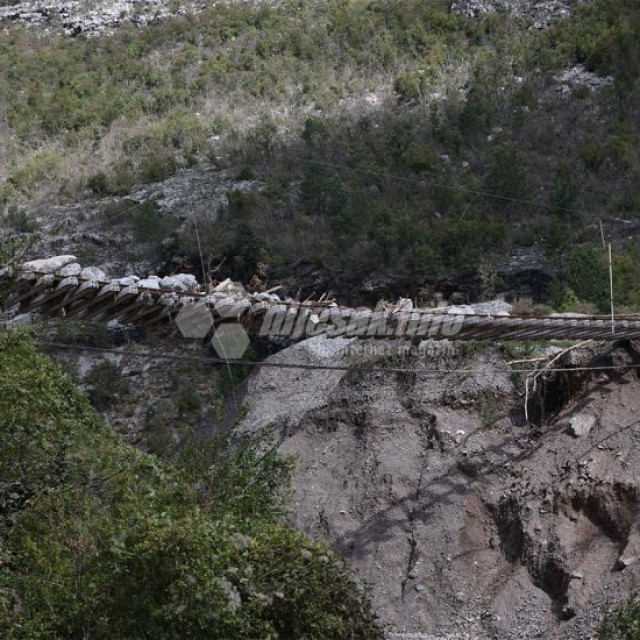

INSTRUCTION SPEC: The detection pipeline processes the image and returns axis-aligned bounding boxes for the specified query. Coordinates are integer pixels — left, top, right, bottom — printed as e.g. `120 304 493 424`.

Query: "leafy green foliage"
3 0 640 304
0 332 381 639
84 360 130 410
132 200 177 244
566 246 609 308
484 144 531 209
597 588 640 639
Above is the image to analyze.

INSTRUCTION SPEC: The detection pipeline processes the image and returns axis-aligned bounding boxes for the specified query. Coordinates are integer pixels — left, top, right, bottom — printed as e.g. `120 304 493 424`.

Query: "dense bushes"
0 332 381 639
597 589 640 639
2 0 640 307
0 0 472 202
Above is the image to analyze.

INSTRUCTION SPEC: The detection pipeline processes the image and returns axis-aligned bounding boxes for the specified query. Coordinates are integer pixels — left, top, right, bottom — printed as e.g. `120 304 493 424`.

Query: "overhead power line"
37 340 634 376
292 156 586 216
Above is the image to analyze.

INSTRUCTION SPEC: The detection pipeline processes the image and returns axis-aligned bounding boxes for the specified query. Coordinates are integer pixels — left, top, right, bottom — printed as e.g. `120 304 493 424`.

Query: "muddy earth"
239 337 640 639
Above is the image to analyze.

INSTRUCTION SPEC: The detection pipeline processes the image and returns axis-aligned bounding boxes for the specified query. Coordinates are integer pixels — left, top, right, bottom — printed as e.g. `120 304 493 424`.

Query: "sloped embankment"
240 337 640 639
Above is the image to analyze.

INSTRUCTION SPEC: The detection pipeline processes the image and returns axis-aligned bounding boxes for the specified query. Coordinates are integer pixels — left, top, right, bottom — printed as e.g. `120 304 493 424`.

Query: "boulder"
567 414 596 438
22 255 77 274
472 300 513 316
80 266 108 282
138 276 161 290
161 273 200 292
115 276 140 287
617 525 640 570
56 263 82 277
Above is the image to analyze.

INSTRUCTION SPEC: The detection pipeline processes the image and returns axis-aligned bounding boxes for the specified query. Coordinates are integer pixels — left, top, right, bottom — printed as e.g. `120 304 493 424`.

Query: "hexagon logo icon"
175 304 214 339
211 323 250 360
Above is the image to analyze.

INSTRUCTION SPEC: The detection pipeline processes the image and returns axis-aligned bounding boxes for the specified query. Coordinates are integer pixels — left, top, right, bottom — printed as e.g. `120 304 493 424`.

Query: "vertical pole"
608 242 615 335
599 218 606 250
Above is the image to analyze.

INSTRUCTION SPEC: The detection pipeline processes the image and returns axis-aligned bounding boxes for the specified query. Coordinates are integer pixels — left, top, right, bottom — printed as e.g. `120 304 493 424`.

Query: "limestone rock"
557 64 615 94
567 413 596 438
80 266 108 282
23 255 77 273
0 0 205 36
138 276 161 290
56 262 82 277
114 276 140 287
618 526 640 570
161 273 200 292
450 0 578 29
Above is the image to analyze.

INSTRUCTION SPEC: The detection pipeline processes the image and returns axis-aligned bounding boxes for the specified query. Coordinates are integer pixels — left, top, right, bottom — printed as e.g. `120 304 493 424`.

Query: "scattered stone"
567 414 596 438
557 64 615 94
137 276 161 290
56 262 82 277
80 266 108 281
7 313 33 328
161 273 200 292
0 0 207 36
451 0 575 29
115 276 140 287
23 255 77 273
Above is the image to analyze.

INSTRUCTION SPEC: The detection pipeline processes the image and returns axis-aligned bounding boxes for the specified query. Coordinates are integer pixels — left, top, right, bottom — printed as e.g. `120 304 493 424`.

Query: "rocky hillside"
3 0 640 637
239 336 640 638
2 0 640 310
451 0 578 27
0 0 227 35
0 0 582 34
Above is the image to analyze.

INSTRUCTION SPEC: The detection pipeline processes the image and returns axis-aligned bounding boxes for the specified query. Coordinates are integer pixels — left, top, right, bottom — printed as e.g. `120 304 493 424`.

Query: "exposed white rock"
451 0 577 29
254 292 281 303
550 312 589 318
138 276 162 290
396 298 414 312
173 273 200 292
56 262 82 277
114 275 140 287
7 313 33 328
0 0 210 36
472 300 513 316
213 278 234 292
617 525 640 570
446 305 476 315
567 413 596 437
80 266 108 281
23 255 77 273
160 273 200 292
557 64 615 94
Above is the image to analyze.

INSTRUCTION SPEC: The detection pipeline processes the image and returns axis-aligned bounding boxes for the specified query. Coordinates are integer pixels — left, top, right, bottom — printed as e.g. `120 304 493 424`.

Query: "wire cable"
36 340 640 376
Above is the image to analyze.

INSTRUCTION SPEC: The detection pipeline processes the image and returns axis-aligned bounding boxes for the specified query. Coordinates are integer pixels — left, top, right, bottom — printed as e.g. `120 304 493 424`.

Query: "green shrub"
144 397 177 455
84 360 130 410
404 142 438 173
132 200 177 243
4 208 36 233
176 386 202 415
578 142 606 172
484 144 530 208
86 171 111 196
139 149 179 183
393 70 423 104
551 162 577 210
0 332 382 639
7 150 66 194
566 246 608 308
598 589 640 639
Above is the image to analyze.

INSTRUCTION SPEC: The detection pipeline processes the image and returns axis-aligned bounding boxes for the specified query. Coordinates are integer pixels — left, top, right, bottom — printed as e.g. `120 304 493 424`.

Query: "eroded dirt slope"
240 337 640 639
